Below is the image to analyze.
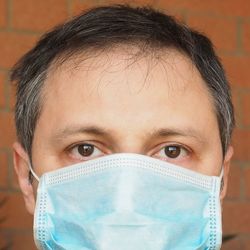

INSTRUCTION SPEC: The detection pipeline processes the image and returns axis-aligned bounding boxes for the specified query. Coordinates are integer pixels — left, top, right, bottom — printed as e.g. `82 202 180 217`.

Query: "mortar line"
240 162 246 201
0 68 9 73
236 17 244 55
236 88 243 128
4 71 12 112
6 0 12 30
0 27 42 35
1 71 7 111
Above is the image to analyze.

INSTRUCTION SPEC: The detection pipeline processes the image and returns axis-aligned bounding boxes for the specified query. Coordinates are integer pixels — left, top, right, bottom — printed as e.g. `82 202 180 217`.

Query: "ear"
220 145 234 201
13 142 36 215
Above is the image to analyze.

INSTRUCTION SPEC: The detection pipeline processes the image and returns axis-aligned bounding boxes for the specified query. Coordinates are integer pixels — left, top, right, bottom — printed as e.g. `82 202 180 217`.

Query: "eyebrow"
148 127 206 144
52 125 206 144
52 125 114 142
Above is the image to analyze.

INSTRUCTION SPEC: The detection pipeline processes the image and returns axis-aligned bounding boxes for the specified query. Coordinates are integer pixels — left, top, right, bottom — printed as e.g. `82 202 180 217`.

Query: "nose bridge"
114 134 146 154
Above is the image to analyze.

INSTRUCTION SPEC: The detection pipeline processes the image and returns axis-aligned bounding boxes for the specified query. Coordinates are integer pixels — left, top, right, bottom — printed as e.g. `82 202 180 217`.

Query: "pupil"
165 146 180 158
78 144 94 156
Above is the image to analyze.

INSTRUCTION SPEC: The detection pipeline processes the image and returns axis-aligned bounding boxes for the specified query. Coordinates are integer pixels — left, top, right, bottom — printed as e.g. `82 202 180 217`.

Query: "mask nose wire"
28 158 225 186
28 163 40 182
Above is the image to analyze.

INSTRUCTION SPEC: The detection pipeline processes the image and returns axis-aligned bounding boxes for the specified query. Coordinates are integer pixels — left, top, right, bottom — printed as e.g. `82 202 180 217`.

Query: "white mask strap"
219 166 224 180
29 163 40 182
219 166 224 192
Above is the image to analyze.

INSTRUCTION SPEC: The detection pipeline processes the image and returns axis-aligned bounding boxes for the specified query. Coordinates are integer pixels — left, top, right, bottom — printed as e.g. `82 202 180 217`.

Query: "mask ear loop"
219 167 224 192
28 163 40 182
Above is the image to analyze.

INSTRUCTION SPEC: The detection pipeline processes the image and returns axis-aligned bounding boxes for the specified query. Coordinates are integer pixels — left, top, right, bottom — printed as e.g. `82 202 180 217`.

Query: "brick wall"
0 0 249 249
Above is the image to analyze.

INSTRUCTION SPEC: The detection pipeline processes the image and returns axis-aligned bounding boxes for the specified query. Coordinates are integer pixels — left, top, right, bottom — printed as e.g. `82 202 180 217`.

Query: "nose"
112 136 147 155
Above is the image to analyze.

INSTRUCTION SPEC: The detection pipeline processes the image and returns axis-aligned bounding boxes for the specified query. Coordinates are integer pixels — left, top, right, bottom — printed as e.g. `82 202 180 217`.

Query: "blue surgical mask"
31 153 223 250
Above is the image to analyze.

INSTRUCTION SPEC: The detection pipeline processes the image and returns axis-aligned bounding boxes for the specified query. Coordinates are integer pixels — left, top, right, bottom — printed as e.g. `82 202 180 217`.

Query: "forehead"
39 47 216 136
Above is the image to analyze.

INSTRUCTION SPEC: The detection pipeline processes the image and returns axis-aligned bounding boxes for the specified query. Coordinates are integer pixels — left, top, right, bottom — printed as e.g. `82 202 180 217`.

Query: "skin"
13 47 233 214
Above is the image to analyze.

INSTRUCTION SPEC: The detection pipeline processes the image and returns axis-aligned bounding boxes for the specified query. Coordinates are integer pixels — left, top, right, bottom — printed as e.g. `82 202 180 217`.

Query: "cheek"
201 146 223 176
201 121 223 175
32 121 67 175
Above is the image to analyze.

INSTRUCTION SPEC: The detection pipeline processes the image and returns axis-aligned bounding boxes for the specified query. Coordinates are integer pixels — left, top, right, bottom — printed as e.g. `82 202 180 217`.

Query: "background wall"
0 0 249 249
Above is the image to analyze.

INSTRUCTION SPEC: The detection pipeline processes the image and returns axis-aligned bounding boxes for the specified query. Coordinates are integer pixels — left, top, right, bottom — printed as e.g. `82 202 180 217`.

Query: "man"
11 5 234 250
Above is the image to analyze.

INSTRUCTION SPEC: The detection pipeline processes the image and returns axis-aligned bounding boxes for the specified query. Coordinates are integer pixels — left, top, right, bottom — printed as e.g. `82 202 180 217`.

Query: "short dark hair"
11 4 234 157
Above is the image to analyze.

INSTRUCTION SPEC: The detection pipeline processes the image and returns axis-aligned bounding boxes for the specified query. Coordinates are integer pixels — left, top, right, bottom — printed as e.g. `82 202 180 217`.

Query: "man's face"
14 48 232 214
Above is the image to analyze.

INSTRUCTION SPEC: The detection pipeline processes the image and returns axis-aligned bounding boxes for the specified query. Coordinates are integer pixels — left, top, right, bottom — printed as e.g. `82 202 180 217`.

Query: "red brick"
187 15 237 51
222 235 250 250
223 201 250 234
0 0 7 28
242 236 250 250
10 84 16 111
231 89 241 127
0 151 8 188
243 168 250 198
221 237 242 250
0 72 6 109
0 231 9 250
157 0 250 17
225 163 241 199
0 192 33 229
242 92 250 127
0 32 38 69
4 72 16 111
0 111 16 147
11 231 36 250
12 0 68 32
156 7 186 22
0 73 15 111
221 55 250 87
70 0 93 17
243 22 250 53
232 129 250 161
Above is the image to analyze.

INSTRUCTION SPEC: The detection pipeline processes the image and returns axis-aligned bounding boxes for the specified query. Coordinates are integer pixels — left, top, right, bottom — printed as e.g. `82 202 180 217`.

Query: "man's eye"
70 143 104 161
164 145 181 158
155 145 189 160
78 144 94 156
